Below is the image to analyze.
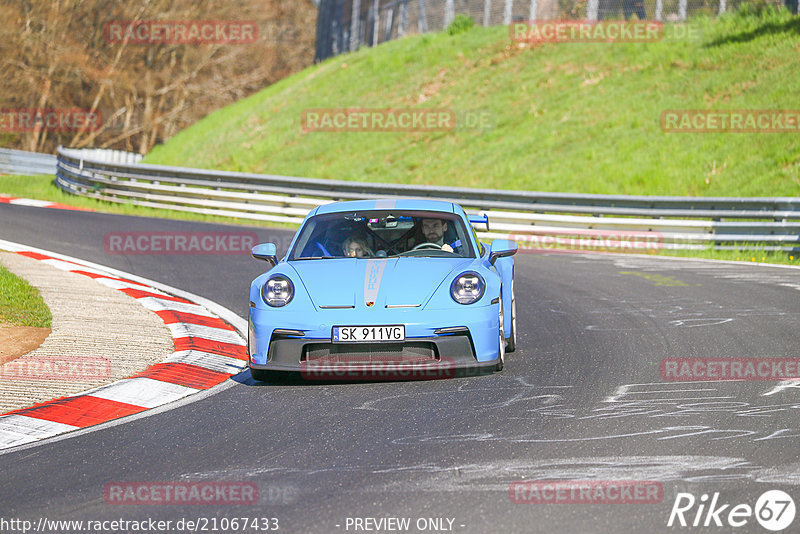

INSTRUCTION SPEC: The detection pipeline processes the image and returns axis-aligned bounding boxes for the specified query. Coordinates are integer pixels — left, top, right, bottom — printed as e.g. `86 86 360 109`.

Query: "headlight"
262 275 294 307
450 272 485 305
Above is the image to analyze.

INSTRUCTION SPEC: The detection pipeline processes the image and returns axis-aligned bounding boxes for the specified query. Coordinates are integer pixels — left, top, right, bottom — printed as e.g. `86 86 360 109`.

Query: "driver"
420 218 454 253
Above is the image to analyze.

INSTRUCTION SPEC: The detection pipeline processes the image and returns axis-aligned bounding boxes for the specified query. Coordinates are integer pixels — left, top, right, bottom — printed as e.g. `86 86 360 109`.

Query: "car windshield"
289 210 475 260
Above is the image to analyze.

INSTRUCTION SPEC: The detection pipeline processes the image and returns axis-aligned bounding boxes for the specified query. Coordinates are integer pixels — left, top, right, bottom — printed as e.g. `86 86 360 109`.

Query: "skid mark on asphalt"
665 318 734 327
184 455 800 493
764 380 800 396
346 378 800 445
585 317 736 330
540 293 794 332
352 381 570 412
584 300 790 331
606 256 800 290
390 429 678 444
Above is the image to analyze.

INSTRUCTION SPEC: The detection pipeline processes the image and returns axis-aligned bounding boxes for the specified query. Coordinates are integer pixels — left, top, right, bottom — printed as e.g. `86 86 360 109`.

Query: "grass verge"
640 246 800 266
0 262 52 328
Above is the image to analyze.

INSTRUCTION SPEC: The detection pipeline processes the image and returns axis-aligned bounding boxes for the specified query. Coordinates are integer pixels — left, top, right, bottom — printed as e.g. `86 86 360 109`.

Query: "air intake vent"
303 342 437 363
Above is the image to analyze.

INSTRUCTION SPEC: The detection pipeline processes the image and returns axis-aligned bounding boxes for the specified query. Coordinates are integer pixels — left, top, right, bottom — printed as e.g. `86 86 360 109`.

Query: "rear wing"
468 213 489 231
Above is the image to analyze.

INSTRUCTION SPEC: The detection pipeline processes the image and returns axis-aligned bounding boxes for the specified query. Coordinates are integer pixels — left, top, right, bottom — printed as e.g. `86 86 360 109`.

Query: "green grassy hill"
146 7 800 197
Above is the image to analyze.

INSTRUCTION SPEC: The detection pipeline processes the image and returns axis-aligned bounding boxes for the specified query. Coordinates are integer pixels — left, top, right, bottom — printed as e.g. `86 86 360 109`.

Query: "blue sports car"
247 199 518 381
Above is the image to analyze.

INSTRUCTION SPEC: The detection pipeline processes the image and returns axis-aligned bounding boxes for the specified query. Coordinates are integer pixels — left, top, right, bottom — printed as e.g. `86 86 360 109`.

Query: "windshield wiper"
294 256 336 260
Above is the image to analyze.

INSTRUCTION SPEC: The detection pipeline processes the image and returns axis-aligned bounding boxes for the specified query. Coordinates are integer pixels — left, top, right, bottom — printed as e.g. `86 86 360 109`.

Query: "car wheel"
247 330 264 381
496 296 505 371
506 274 516 353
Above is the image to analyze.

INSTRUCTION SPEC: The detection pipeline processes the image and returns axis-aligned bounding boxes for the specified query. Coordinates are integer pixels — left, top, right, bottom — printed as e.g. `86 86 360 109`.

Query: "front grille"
303 342 437 364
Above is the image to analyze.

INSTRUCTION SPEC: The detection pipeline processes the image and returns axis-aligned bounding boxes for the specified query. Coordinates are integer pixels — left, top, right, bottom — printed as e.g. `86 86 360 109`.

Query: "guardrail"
54 146 800 252
0 148 57 176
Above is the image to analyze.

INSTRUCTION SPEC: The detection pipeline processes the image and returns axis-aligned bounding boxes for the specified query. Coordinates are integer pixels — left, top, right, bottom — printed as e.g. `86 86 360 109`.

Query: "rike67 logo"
667 490 795 531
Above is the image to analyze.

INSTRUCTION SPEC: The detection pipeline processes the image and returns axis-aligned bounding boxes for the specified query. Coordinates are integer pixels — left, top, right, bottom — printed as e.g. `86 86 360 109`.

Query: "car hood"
288 257 474 309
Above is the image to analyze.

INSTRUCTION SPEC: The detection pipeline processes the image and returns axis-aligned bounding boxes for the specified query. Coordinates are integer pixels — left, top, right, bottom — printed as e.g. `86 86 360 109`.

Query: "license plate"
332 325 405 343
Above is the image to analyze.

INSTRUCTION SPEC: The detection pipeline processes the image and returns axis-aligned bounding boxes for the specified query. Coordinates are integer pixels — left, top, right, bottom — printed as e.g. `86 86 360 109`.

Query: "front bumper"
250 332 499 374
249 302 501 368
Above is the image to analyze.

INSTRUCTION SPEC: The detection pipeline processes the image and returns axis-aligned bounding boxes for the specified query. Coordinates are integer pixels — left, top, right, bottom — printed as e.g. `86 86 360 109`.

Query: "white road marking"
165 350 248 374
40 258 111 276
166 323 245 345
0 416 80 448
0 429 39 448
136 296 218 317
9 198 54 207
86 378 198 409
94 277 168 292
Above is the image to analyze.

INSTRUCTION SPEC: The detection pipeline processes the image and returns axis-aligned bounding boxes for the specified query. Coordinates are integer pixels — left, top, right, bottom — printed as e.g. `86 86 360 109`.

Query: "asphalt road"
1 203 799 533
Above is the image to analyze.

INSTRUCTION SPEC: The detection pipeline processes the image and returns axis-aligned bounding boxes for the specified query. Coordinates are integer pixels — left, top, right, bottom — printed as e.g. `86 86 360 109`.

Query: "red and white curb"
0 239 248 451
0 194 93 212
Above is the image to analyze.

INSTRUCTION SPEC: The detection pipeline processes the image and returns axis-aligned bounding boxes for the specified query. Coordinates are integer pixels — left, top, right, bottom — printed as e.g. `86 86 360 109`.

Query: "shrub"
446 14 475 36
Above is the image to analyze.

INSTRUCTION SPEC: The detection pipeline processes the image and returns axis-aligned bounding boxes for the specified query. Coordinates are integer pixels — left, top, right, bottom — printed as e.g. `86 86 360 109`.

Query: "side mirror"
489 239 518 265
252 243 278 267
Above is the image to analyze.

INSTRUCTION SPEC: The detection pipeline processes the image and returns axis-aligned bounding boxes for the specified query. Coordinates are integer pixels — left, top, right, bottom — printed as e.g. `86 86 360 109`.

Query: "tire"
506 274 517 353
250 366 271 382
247 330 267 381
496 296 505 372
248 333 291 382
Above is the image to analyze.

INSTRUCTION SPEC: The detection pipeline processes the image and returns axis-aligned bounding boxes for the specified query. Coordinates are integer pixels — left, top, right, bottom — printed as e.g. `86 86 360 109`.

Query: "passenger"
342 236 374 258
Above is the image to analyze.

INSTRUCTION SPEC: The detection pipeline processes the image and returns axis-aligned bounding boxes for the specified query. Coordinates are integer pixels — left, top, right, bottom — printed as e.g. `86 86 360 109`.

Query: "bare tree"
0 0 317 154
